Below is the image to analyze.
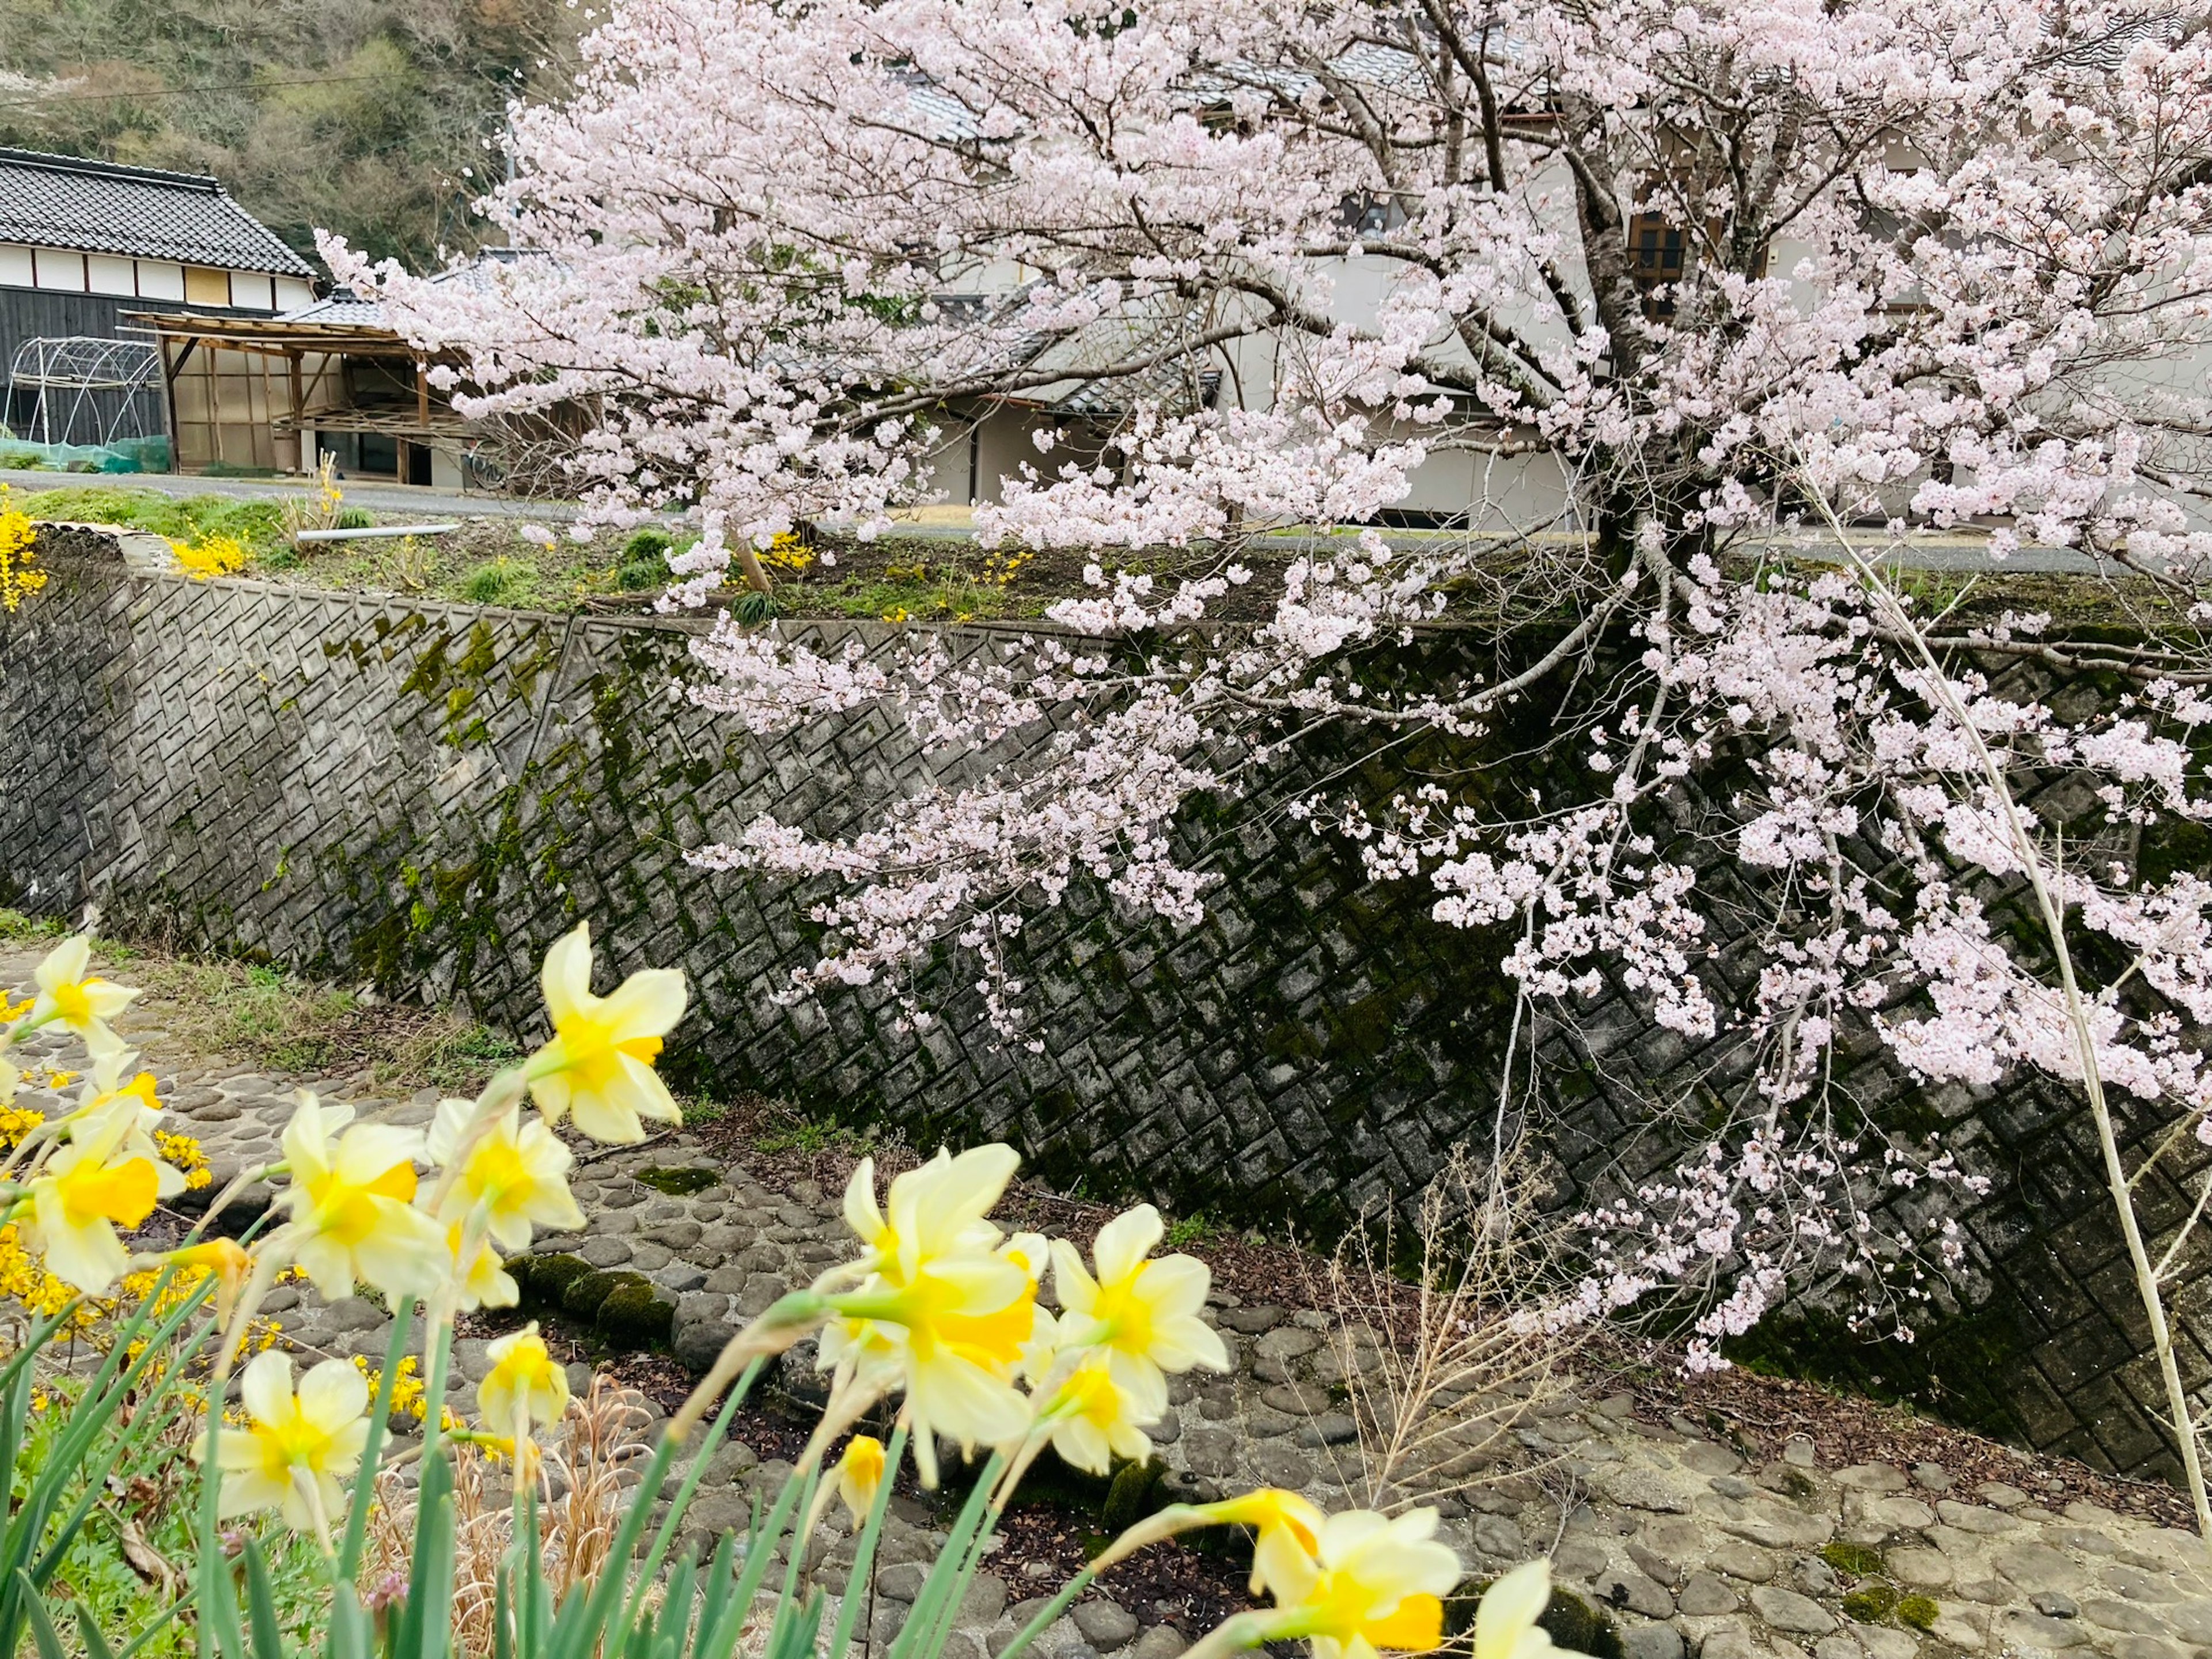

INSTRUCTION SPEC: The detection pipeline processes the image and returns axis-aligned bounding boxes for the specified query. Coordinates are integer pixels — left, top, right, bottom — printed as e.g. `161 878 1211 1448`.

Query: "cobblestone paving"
9 943 2212 1659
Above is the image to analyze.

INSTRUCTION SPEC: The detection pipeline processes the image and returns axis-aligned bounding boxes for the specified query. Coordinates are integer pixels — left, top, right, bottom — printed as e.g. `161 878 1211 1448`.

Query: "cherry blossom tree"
333 0 2212 1519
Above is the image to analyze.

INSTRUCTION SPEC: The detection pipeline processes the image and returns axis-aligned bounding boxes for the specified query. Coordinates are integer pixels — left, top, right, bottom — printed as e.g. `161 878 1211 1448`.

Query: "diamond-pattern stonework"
5 535 2211 1480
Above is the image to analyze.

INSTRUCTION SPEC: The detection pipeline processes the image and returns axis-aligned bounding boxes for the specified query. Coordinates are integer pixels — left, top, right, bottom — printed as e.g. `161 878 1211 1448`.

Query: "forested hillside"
0 0 585 271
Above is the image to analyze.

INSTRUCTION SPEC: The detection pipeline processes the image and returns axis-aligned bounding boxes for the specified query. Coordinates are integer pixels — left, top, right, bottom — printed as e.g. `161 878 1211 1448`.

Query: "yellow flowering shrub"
0 484 45 612
172 533 250 581
154 1127 213 1189
762 530 814 571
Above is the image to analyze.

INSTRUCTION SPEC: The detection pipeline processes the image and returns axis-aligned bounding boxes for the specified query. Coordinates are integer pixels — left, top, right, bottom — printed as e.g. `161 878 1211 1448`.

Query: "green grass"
1162 1212 1225 1251
135 956 366 1074
3 920 525 1092
0 908 65 943
457 556 539 605
753 1110 881 1159
814 572 1044 623
18 485 288 559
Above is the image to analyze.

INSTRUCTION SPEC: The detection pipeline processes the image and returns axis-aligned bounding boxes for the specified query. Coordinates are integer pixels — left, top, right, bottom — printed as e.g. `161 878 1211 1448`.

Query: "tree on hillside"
0 0 586 267
343 0 2212 1518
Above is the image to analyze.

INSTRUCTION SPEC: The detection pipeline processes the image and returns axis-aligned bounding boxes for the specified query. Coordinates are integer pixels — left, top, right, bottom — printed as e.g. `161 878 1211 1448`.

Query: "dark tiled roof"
0 147 313 276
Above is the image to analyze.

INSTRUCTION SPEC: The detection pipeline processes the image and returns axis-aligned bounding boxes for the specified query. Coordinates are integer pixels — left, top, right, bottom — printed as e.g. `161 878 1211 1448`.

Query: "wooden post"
160 336 198 474
288 349 305 472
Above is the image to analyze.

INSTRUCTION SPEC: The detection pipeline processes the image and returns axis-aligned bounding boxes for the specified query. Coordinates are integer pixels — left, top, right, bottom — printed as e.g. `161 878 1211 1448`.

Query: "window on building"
184 266 231 307
1626 214 1687 319
358 433 400 476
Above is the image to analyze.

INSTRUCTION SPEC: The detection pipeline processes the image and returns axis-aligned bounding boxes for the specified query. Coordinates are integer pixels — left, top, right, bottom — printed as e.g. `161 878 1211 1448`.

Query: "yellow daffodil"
1255 1506 1463 1659
19 1105 185 1292
840 1147 1021 1282
522 923 687 1144
168 1238 255 1327
819 1146 1033 1484
27 936 137 1058
59 1051 166 1155
270 1096 447 1301
425 1097 585 1248
210 1350 372 1534
478 1323 570 1432
67 1048 159 1117
1474 1561 1571 1659
1051 1204 1228 1403
835 1432 886 1525
1039 1351 1157 1475
448 1222 520 1310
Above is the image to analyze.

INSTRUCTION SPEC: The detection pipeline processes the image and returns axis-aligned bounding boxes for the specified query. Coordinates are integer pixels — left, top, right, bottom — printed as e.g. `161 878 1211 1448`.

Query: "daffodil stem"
778 1464 825 1613
613 1354 762 1650
922 1481 1024 1659
991 1569 1097 1659
668 1294 823 1442
827 1422 909 1659
711 1435 815 1647
887 1450 1005 1659
1175 1613 1271 1659
338 1293 417 1583
417 1287 459 1479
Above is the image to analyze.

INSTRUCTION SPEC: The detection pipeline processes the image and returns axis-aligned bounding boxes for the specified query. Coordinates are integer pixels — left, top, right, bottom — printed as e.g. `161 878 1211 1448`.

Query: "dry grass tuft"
1310 1146 1580 1509
367 1374 654 1649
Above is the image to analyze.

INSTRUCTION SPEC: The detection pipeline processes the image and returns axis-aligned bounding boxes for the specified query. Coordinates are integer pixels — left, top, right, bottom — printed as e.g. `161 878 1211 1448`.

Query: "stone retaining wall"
3 530 2209 1479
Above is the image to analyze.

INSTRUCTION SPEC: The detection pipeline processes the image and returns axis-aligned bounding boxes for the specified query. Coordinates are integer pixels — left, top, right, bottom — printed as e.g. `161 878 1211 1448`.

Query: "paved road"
0 466 584 521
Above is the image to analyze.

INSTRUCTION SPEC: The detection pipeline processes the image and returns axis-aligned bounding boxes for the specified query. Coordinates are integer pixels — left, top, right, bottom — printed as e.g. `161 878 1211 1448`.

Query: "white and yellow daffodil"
1474 1561 1570 1659
448 1222 520 1310
478 1323 570 1433
27 935 137 1057
1093 1484 1325 1596
1037 1350 1158 1476
1051 1204 1228 1399
819 1146 1034 1484
19 1103 185 1291
425 1096 585 1249
1255 1506 1464 1659
58 1051 167 1157
522 923 687 1144
270 1095 448 1301
210 1350 372 1535
839 1147 1017 1278
62 1047 160 1123
166 1237 255 1328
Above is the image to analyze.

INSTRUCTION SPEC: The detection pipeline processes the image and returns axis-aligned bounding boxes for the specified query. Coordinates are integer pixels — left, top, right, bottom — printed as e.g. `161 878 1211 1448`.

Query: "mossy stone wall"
4 537 2209 1480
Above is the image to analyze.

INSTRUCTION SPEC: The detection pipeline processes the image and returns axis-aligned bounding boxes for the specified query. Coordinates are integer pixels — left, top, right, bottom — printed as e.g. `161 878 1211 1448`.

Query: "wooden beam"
415 361 430 427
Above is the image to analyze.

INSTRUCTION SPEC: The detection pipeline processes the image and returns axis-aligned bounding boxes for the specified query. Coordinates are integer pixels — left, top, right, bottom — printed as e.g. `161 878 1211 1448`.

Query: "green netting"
0 434 173 474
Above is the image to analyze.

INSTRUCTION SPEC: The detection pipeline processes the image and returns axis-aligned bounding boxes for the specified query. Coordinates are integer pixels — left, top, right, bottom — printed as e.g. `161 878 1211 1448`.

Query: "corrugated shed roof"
0 147 313 276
